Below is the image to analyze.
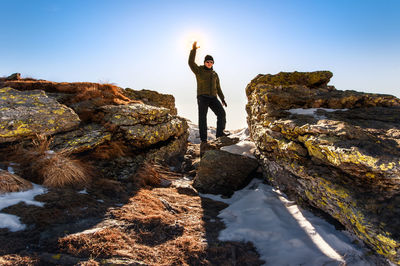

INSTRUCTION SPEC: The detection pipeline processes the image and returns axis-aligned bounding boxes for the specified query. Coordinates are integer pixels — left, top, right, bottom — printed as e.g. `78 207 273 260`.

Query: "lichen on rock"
123 88 178 115
121 117 188 148
0 88 80 143
101 103 171 126
51 124 112 153
246 71 400 263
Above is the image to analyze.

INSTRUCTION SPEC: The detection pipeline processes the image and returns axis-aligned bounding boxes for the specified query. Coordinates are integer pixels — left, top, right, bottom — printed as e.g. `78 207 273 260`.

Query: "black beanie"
204 55 214 63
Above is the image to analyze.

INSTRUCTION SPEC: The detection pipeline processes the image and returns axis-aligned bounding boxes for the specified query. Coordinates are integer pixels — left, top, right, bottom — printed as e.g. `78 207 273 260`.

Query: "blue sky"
1 0 399 129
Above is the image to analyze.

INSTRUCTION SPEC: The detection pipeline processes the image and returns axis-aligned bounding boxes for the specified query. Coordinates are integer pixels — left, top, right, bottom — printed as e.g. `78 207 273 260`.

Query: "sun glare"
182 30 209 51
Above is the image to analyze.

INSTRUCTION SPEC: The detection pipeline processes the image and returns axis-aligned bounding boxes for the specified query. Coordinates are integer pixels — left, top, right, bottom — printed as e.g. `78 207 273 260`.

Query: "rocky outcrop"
123 88 178 115
193 150 258 196
0 78 188 184
100 104 187 149
246 71 400 263
0 87 80 143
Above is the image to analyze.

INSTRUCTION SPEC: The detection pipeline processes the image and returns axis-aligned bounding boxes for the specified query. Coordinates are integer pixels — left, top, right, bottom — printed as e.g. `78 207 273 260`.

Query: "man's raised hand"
192 41 200 50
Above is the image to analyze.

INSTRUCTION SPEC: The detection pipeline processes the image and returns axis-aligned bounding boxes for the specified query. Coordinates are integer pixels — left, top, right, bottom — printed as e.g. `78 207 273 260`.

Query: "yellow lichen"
305 190 314 201
52 108 65 115
366 172 375 178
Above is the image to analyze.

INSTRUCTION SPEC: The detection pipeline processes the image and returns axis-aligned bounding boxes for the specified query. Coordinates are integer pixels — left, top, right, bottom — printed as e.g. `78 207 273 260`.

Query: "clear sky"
1 0 399 129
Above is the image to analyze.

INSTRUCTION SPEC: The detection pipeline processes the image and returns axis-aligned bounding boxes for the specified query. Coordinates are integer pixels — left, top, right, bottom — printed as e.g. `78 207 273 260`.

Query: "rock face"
123 88 178 115
246 71 400 263
193 150 259 196
51 124 112 153
0 87 80 143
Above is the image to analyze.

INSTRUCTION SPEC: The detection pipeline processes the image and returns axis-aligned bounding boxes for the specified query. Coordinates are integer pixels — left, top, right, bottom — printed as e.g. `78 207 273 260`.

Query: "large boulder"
123 88 178 115
0 88 80 143
101 104 188 149
193 150 259 196
246 71 400 263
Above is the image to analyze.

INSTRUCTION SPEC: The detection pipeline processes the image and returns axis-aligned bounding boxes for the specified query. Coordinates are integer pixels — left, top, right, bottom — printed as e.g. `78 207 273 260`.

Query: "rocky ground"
0 141 264 266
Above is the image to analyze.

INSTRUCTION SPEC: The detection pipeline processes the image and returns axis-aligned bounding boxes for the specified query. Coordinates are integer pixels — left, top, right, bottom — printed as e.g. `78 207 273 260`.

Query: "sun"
182 30 210 51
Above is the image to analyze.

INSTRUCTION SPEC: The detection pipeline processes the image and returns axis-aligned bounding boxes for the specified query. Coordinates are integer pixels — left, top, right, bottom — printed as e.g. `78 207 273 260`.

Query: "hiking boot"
216 131 230 138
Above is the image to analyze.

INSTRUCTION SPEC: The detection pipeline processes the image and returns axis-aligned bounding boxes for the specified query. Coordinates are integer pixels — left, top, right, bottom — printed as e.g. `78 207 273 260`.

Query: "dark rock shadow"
126 218 184 246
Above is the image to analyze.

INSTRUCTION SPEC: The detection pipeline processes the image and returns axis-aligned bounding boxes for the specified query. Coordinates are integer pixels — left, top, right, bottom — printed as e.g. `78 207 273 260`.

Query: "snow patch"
0 184 47 232
201 179 371 265
7 166 15 174
78 189 88 194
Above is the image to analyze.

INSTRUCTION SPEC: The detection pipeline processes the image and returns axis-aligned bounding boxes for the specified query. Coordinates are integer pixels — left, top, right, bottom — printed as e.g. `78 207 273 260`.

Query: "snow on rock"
288 108 348 120
221 140 256 158
0 184 46 232
201 179 372 266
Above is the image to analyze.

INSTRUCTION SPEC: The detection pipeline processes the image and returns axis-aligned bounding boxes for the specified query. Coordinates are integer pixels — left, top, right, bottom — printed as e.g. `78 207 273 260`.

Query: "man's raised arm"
188 41 200 74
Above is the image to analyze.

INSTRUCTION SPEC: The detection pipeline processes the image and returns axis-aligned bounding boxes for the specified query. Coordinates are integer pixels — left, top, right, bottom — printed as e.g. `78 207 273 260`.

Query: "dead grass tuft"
10 135 93 188
132 162 162 188
0 170 33 194
37 154 93 188
91 141 129 160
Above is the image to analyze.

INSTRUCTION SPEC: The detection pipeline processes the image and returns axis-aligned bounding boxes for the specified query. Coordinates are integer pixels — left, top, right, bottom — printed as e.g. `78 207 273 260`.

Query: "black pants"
197 95 226 142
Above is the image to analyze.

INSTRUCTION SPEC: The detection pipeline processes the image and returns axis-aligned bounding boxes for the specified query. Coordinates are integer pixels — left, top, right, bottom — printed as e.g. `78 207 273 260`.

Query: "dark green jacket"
188 49 225 101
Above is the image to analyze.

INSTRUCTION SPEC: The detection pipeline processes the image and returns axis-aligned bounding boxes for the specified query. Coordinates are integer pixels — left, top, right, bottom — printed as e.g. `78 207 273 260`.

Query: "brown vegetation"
0 170 33 194
58 182 263 265
132 162 162 188
58 187 204 264
10 135 93 188
90 141 129 160
90 178 126 197
0 254 39 266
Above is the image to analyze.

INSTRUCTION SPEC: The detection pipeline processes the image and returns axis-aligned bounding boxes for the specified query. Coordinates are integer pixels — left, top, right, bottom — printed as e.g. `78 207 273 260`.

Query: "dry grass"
77 259 100 266
91 141 129 160
10 135 93 188
1 164 262 265
0 169 33 194
91 178 126 197
132 162 162 188
37 154 93 188
0 254 39 266
58 187 207 265
59 227 134 258
58 186 263 265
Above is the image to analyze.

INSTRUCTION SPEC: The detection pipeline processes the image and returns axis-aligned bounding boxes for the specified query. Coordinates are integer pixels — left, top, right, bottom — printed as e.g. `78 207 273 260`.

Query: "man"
188 41 227 149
